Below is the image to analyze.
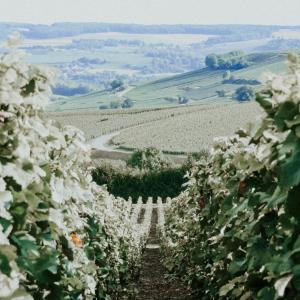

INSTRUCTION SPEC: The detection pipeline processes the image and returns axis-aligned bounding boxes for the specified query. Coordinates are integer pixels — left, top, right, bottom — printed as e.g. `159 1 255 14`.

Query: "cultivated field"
48 101 263 153
272 29 300 39
124 52 286 105
47 104 217 139
113 102 263 153
21 32 213 47
49 52 287 111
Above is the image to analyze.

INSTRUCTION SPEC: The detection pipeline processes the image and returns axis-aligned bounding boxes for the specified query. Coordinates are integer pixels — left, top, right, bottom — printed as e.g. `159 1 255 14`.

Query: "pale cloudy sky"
0 0 299 25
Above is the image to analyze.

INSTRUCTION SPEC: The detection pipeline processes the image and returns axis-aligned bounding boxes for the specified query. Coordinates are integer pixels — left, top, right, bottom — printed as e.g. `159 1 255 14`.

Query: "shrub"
52 84 90 96
126 147 171 171
216 90 226 97
99 104 109 109
223 77 260 85
205 51 250 70
92 164 186 202
92 148 193 201
110 79 125 91
121 98 134 109
234 85 255 101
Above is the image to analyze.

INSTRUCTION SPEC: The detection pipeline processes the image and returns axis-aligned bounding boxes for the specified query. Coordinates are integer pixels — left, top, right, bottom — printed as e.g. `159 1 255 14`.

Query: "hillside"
48 52 287 111
124 52 286 105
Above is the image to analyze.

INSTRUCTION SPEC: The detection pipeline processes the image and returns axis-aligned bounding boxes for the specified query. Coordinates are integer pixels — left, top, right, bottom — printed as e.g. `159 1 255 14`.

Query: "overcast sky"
0 0 300 25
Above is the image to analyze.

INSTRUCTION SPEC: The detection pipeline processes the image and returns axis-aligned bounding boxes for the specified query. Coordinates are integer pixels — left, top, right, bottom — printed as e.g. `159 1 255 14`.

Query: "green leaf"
265 254 292 275
280 140 300 187
256 93 274 114
228 258 247 275
219 282 235 296
286 115 300 128
274 101 298 130
285 185 300 218
256 287 275 300
21 78 36 97
0 252 11 275
296 125 300 138
265 186 287 209
292 265 300 291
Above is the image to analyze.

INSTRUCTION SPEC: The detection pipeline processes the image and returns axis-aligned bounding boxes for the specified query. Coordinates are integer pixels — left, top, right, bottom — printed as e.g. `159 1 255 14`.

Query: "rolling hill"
47 52 287 111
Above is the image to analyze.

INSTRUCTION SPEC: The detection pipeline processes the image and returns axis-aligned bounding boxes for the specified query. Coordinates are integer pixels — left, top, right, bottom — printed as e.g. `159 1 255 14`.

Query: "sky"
0 0 300 25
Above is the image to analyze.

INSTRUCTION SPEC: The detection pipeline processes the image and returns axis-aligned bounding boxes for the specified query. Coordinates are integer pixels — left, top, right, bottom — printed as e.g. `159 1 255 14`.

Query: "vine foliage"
162 54 300 299
0 44 141 299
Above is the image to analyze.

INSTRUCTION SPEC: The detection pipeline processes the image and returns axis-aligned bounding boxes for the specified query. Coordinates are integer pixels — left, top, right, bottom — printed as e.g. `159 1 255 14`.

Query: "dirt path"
134 207 193 300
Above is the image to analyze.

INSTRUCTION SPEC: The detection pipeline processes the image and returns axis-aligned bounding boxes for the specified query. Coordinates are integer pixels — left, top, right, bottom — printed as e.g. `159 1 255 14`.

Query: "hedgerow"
161 53 300 299
92 163 186 202
0 41 142 299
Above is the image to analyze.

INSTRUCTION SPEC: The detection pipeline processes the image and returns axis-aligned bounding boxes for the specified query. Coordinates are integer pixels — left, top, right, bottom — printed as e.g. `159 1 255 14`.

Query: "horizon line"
1 21 300 27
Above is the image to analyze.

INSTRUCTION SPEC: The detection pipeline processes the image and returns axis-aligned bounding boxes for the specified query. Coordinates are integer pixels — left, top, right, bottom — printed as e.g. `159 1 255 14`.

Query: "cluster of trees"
110 79 126 91
205 51 250 70
235 85 255 101
126 147 171 171
59 68 137 91
142 46 202 73
75 56 106 65
92 148 187 201
215 86 255 101
62 39 145 50
92 149 209 202
52 84 91 96
92 165 186 202
222 71 260 85
15 23 290 40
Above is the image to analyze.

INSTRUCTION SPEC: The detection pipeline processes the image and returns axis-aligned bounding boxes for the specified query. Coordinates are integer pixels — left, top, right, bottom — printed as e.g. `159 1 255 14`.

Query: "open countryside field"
124 52 286 105
272 29 300 39
21 32 213 47
48 101 263 153
48 52 287 111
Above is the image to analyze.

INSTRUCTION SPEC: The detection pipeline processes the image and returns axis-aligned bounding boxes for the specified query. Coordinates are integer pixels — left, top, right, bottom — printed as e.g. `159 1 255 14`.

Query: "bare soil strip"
134 207 193 300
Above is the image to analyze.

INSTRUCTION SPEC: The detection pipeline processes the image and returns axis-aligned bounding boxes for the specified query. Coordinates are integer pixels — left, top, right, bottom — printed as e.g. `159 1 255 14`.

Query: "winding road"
88 131 122 152
88 130 186 163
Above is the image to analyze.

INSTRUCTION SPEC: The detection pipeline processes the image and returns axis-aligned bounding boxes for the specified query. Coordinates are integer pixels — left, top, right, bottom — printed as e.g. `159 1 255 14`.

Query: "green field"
48 52 287 111
124 52 286 105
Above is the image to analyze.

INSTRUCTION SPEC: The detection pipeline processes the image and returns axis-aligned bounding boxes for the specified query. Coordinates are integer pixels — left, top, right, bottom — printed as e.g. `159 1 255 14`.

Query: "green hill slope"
48 52 287 111
126 52 286 106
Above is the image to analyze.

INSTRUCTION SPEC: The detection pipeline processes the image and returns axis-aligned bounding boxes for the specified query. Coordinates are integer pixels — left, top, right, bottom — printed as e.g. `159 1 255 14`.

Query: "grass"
48 52 287 111
125 52 286 106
